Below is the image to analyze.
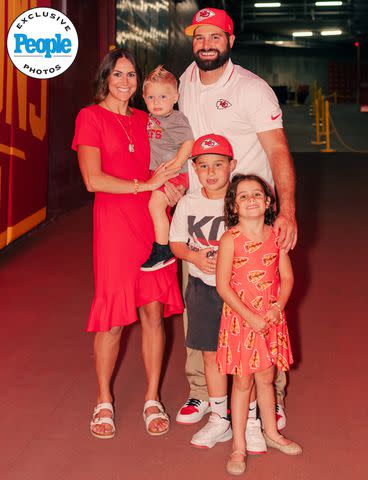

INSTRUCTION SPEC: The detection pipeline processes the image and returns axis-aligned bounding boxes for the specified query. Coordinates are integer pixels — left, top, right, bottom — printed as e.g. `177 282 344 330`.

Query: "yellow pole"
320 94 326 136
309 81 317 115
311 98 325 145
321 100 336 152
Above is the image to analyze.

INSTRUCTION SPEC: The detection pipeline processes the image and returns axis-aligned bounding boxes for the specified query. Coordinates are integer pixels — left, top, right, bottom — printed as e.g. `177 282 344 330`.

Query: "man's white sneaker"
176 398 211 424
191 414 232 449
246 418 267 455
276 404 287 430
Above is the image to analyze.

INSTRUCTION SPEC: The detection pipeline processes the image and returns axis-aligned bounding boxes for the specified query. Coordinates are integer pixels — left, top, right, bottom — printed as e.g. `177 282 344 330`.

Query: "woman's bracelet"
133 178 140 194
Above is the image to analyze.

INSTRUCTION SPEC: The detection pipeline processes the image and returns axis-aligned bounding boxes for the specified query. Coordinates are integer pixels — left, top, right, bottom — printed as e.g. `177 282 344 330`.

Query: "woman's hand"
146 164 179 190
162 157 182 171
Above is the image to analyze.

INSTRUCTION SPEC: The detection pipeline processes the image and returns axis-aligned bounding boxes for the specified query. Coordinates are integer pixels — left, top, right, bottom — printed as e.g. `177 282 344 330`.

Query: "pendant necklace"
113 114 135 153
101 101 135 153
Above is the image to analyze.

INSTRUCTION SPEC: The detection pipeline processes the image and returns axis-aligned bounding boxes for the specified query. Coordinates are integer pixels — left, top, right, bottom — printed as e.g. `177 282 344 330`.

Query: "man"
176 7 297 453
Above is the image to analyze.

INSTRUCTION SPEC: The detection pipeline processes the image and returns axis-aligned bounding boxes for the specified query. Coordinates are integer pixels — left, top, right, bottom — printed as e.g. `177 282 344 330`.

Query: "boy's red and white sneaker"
276 404 287 430
176 398 210 424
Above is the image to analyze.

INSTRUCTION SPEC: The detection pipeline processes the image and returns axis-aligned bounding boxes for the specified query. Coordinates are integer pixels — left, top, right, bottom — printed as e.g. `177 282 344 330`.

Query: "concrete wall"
232 45 355 100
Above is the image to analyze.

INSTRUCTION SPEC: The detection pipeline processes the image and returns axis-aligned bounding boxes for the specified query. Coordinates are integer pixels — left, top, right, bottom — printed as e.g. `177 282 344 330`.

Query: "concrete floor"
0 155 366 480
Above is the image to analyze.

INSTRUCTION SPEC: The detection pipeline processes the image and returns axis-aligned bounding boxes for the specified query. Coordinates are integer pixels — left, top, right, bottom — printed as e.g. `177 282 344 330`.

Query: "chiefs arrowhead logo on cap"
196 9 215 21
201 138 219 149
216 99 232 110
191 133 234 159
185 8 234 36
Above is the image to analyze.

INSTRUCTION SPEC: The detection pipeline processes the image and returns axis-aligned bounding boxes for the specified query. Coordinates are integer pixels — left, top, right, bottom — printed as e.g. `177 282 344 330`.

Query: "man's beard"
193 42 231 71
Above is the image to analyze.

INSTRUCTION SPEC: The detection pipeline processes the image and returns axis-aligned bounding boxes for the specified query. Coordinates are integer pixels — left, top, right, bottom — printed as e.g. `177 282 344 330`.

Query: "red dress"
72 105 183 331
216 227 293 376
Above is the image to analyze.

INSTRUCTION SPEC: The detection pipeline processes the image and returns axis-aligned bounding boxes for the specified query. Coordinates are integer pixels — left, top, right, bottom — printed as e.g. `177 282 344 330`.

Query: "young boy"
169 134 236 448
141 66 194 272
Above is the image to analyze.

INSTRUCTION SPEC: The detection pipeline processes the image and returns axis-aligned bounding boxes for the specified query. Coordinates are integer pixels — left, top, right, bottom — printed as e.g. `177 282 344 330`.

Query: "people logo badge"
7 7 78 79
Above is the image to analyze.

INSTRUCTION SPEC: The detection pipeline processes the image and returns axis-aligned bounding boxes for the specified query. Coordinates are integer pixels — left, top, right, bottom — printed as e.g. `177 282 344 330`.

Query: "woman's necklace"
101 101 135 153
113 114 135 153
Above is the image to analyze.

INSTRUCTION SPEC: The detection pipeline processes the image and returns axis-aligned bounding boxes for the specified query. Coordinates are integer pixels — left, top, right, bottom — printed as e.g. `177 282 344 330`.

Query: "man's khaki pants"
182 261 287 405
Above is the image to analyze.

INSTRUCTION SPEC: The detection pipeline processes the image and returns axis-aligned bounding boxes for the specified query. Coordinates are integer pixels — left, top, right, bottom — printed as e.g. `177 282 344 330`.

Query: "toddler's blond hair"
143 65 178 94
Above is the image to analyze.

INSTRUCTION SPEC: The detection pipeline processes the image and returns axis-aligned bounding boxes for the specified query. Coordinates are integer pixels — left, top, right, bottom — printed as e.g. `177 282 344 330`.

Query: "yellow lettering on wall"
29 80 47 141
6 0 31 125
17 71 27 131
5 58 13 126
0 1 5 115
0 144 26 160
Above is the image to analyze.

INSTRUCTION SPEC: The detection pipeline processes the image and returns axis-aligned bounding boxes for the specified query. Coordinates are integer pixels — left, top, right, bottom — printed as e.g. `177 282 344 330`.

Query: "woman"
72 48 183 438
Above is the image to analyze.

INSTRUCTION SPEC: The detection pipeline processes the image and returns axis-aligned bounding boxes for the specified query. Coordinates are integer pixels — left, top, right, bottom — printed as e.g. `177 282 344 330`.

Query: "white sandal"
90 402 115 439
143 400 170 436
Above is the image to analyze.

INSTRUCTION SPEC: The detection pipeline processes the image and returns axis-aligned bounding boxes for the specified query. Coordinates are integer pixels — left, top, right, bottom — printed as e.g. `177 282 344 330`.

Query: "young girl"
216 174 302 475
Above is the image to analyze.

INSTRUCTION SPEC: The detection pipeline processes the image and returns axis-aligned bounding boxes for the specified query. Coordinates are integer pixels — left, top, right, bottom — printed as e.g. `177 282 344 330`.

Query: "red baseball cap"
191 134 234 160
185 8 234 36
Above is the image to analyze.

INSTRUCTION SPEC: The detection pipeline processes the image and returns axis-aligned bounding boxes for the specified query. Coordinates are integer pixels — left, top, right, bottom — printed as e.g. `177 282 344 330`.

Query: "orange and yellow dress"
216 226 293 376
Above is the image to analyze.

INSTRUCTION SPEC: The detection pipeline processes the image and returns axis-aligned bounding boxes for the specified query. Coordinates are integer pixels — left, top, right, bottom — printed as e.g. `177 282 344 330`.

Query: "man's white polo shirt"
179 59 283 191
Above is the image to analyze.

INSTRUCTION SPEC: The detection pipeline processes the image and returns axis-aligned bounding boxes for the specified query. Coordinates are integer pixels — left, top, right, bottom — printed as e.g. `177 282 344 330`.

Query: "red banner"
0 0 49 248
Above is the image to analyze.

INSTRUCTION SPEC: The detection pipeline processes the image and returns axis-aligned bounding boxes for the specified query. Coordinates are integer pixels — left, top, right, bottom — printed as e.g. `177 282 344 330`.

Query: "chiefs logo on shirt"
216 99 232 110
147 117 162 140
196 9 215 21
201 139 219 149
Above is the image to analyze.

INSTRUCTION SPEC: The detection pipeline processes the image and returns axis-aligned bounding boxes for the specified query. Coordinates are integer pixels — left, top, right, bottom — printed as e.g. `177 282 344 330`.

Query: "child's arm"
164 139 194 170
264 249 294 324
169 197 216 275
170 242 216 275
216 232 268 333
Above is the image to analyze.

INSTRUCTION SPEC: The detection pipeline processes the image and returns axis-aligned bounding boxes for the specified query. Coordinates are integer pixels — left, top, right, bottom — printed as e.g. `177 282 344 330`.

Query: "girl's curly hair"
224 174 276 228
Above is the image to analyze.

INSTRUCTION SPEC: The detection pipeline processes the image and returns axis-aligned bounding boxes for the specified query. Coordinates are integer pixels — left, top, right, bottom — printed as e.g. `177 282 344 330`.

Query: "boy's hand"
248 313 269 334
192 247 217 275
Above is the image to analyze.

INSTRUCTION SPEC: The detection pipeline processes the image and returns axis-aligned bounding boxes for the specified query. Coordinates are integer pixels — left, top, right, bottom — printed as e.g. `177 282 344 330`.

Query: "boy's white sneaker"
276 403 287 430
246 418 267 455
191 414 233 448
176 398 210 424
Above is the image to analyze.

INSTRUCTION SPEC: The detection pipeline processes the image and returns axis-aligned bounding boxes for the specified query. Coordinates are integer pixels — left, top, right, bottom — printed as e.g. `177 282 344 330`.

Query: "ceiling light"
321 30 342 36
315 2 343 6
292 31 313 37
254 2 281 7
265 40 284 45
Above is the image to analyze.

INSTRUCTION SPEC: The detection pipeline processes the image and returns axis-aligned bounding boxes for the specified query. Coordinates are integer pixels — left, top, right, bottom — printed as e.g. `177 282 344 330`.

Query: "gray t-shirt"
147 110 194 173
